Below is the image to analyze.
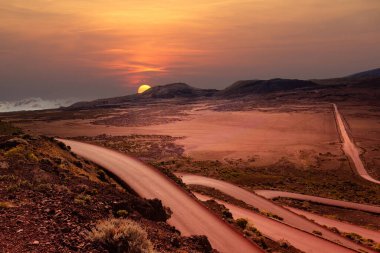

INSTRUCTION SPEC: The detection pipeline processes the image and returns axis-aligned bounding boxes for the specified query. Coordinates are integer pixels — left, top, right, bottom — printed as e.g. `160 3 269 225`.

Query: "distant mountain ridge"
68 67 379 109
69 83 217 109
139 83 217 99
346 68 380 78
217 79 317 97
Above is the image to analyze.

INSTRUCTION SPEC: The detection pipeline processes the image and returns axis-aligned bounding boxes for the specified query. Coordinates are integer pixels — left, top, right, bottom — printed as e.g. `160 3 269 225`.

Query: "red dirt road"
195 193 357 253
59 139 262 253
333 104 380 184
286 207 380 243
255 190 380 214
179 174 375 253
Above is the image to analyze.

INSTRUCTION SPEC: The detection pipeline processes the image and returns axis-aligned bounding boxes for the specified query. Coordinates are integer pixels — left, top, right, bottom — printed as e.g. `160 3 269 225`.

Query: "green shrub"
74 194 92 205
236 218 248 229
116 210 129 218
27 152 39 162
88 218 154 253
4 146 24 157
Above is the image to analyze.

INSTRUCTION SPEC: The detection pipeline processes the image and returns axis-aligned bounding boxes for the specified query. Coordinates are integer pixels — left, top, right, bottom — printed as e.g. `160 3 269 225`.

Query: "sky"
1 0 380 102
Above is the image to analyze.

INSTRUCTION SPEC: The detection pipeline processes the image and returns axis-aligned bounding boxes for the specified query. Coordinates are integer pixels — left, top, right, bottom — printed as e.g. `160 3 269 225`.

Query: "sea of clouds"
0 97 78 112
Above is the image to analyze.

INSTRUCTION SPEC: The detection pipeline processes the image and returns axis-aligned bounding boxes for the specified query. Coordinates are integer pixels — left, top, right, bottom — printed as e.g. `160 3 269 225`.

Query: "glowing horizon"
0 1 379 100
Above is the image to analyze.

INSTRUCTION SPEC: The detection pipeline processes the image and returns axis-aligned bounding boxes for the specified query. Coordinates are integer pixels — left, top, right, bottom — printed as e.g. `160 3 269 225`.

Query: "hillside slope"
69 83 217 109
217 79 318 97
347 68 380 78
0 121 214 253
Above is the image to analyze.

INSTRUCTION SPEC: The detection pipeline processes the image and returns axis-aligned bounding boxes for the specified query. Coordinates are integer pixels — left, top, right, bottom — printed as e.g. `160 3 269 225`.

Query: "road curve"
59 139 262 253
196 193 357 253
179 174 375 253
286 207 380 243
333 104 380 184
255 190 380 214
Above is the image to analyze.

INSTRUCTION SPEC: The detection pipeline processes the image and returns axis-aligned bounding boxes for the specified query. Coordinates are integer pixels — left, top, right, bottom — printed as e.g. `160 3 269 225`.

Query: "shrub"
0 175 18 181
222 210 233 219
73 160 83 168
4 146 24 157
27 152 39 162
74 194 92 205
344 232 362 241
236 218 248 229
36 183 53 192
76 184 90 193
57 141 70 151
88 218 154 253
40 158 53 166
6 180 31 192
248 225 262 236
52 157 62 164
116 210 129 218
279 239 290 248
97 170 107 182
260 211 284 221
0 201 15 208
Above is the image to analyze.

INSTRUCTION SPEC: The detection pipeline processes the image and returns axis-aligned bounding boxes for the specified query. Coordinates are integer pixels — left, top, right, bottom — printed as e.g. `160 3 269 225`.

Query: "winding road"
255 190 380 214
286 207 380 243
59 139 262 253
59 138 378 253
179 174 375 253
195 193 358 253
333 104 380 184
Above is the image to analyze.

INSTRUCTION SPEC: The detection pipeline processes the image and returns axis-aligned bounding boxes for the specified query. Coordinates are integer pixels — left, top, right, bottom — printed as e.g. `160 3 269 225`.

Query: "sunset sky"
1 0 380 101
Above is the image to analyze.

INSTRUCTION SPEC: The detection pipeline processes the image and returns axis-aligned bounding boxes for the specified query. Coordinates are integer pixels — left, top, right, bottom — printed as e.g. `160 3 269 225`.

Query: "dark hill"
69 83 217 109
218 79 318 97
138 83 217 99
347 68 380 78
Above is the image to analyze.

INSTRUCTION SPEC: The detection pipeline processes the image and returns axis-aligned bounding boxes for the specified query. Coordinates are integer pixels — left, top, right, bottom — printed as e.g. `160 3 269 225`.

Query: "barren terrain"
3 102 345 168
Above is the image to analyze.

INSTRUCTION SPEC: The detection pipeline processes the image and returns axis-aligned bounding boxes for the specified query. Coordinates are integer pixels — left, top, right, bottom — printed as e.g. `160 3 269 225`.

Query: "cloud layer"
1 1 380 101
0 98 77 112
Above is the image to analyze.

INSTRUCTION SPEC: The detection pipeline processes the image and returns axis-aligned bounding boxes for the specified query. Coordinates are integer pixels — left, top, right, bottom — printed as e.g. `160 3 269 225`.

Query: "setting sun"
137 84 152 94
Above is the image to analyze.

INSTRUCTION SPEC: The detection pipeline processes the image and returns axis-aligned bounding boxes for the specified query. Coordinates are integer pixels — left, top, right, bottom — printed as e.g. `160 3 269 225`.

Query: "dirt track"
179 174 375 253
333 104 380 184
255 190 380 214
286 207 380 243
195 193 357 253
59 139 262 253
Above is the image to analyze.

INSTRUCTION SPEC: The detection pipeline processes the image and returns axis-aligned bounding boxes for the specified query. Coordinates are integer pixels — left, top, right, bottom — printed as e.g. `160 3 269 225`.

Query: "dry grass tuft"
88 218 154 253
0 201 15 208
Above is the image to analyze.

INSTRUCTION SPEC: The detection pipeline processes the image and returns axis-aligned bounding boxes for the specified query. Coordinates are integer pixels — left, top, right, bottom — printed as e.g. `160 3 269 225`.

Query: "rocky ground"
0 122 215 253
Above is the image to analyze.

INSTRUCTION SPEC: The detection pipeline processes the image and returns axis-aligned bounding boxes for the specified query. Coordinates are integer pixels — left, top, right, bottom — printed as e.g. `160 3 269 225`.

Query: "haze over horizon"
1 0 380 101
